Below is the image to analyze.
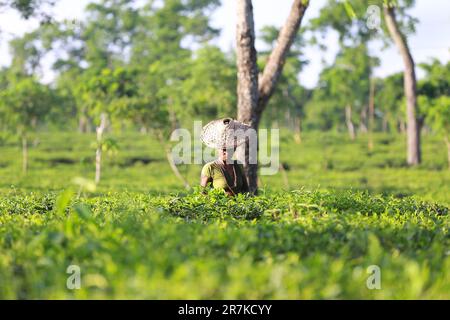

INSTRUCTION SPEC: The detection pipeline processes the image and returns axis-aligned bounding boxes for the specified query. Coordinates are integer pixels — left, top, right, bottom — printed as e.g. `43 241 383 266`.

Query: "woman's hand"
200 175 213 195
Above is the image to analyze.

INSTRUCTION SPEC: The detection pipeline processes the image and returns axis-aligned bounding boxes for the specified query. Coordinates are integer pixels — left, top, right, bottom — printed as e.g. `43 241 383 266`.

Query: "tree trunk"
294 115 302 144
345 105 356 140
79 116 89 133
368 78 375 151
31 116 37 129
382 115 389 133
79 117 86 133
399 120 406 134
95 113 107 184
445 135 450 170
22 135 28 174
78 108 90 133
236 0 260 194
359 106 368 133
140 126 148 135
383 4 421 165
285 107 291 129
236 0 309 194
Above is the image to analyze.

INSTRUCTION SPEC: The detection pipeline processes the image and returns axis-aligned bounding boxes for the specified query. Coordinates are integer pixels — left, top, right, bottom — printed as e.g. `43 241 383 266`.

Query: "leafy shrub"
0 189 448 299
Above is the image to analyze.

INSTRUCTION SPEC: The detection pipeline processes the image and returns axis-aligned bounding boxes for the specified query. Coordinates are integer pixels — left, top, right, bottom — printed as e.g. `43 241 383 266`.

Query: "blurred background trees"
0 0 449 183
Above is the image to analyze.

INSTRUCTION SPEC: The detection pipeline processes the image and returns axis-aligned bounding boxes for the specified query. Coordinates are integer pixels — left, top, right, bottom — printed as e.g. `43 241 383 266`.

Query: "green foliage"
304 98 342 131
425 96 450 137
75 67 139 121
8 31 43 76
0 0 54 19
310 0 373 43
305 44 377 130
419 59 450 99
259 25 310 128
2 0 449 301
419 60 450 138
310 0 418 45
0 130 449 202
375 72 404 129
83 0 140 69
0 128 448 299
0 188 448 299
180 46 237 121
0 77 54 135
125 0 223 134
324 44 375 106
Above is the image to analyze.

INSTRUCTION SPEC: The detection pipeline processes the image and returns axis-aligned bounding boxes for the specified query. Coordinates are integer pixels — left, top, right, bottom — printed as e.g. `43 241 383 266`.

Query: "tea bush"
0 188 448 299
0 131 448 298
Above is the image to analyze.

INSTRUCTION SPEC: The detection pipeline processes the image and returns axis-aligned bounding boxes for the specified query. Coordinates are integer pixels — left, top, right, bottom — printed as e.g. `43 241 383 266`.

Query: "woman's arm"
200 163 213 194
200 175 213 188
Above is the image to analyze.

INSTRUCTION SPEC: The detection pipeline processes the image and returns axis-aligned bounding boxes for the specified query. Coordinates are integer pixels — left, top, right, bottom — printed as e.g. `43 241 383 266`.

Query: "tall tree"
83 0 140 69
311 0 421 164
0 27 58 173
236 0 309 193
318 44 377 140
383 1 420 165
181 46 237 121
128 0 222 187
0 76 53 173
75 67 138 184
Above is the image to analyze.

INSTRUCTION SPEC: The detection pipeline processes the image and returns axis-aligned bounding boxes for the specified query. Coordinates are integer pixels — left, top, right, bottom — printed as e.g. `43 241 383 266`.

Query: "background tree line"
0 0 449 188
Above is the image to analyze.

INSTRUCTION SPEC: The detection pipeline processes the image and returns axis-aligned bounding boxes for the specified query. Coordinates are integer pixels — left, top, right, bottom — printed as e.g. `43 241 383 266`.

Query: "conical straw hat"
201 118 251 149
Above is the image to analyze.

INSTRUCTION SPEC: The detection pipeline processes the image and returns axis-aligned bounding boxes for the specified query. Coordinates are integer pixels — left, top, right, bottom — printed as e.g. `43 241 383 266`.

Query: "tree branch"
236 0 259 127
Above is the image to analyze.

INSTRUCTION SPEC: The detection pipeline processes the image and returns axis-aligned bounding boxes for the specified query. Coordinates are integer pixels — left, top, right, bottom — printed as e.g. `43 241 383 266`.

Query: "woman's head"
218 146 237 163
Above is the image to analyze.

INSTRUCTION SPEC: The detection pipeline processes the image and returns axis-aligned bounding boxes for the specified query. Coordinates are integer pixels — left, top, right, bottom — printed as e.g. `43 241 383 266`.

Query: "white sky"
0 0 449 88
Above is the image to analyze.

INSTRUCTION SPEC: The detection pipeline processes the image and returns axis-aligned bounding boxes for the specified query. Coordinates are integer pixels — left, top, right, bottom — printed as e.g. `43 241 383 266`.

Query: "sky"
0 0 449 88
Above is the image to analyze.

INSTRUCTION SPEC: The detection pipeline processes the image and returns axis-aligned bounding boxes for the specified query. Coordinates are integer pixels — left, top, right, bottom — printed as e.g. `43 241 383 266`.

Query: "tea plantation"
0 132 449 299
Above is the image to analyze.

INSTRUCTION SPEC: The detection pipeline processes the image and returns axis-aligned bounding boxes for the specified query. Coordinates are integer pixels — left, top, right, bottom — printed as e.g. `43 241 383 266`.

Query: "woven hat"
201 118 251 149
